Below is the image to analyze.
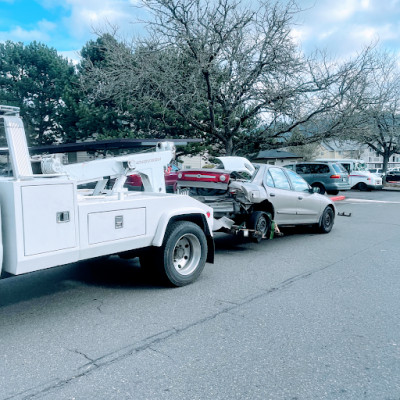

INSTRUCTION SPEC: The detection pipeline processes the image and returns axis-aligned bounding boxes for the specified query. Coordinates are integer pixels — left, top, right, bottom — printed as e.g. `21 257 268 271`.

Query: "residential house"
252 149 302 165
317 141 400 170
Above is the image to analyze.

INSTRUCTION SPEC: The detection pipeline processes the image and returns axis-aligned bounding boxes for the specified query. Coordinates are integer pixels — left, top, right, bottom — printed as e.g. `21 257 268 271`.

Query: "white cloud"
328 0 359 21
290 27 312 44
37 19 57 32
295 0 400 58
318 29 338 40
0 18 57 44
352 26 378 41
38 0 142 41
1 26 51 42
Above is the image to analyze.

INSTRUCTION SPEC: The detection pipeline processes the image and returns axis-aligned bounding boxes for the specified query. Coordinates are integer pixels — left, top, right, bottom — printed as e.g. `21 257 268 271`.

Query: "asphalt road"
1 189 400 400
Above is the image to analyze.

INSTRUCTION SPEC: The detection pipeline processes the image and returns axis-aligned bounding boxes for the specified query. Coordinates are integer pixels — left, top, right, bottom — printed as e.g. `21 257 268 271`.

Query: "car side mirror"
310 186 320 193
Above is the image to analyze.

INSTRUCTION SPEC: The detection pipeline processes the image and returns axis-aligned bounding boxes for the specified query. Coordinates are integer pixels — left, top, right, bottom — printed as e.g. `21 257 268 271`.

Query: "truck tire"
140 221 207 287
247 211 271 243
357 182 368 191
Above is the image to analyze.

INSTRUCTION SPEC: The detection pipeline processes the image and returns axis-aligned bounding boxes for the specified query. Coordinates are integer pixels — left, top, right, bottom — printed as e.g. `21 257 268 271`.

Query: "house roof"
254 149 301 160
321 140 367 152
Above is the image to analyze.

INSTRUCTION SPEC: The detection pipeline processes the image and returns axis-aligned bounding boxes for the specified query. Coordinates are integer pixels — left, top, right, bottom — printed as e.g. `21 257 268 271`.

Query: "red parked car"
125 164 180 193
176 157 255 195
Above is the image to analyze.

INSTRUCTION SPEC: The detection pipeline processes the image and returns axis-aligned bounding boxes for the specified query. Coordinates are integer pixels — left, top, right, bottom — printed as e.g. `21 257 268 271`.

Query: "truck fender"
152 209 214 263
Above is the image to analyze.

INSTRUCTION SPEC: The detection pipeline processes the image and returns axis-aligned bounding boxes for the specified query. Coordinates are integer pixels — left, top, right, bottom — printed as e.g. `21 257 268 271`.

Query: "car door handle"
270 193 275 197
298 196 303 200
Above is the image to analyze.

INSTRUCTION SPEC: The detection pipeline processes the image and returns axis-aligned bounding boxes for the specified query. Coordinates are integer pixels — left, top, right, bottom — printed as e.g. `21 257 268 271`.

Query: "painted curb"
330 195 346 201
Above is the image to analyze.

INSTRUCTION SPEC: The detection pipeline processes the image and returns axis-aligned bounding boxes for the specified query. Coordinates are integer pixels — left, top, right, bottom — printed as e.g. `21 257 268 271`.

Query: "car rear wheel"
247 211 271 243
312 183 326 195
357 182 368 191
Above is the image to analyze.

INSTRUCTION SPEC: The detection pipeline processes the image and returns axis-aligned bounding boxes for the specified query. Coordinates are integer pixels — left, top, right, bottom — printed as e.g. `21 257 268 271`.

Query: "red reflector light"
206 212 211 218
330 174 341 179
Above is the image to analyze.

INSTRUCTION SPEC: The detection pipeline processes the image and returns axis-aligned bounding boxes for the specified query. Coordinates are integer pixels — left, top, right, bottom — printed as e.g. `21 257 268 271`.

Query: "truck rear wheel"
140 221 207 287
357 182 368 191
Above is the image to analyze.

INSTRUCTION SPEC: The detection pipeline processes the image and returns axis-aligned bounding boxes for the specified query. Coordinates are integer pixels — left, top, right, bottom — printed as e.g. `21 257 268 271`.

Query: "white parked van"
316 159 383 190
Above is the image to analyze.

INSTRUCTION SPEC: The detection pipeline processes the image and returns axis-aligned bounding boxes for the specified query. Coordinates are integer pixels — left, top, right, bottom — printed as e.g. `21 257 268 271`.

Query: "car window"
284 164 294 170
312 164 330 174
269 168 291 190
335 163 348 174
285 169 310 192
263 170 275 187
341 163 351 173
332 164 343 174
296 164 311 174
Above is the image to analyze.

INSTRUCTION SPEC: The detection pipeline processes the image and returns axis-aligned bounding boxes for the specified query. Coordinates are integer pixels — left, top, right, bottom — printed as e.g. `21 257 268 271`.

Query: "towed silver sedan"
177 160 336 241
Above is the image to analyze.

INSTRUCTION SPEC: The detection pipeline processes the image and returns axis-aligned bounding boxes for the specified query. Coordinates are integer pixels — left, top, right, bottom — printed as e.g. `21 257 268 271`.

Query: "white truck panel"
0 179 80 275
88 208 146 244
22 183 77 255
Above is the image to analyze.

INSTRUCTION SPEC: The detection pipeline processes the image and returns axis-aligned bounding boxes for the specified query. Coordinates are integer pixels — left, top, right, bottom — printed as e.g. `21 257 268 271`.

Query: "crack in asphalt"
148 346 174 362
93 298 105 314
68 349 98 368
4 242 392 400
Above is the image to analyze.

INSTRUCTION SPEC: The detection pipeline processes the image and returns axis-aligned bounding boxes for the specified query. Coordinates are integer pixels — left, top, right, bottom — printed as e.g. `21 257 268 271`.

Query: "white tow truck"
0 106 214 287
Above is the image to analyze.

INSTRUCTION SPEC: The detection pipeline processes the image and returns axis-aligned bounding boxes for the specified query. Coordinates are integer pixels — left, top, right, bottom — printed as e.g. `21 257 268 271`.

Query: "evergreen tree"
0 41 75 145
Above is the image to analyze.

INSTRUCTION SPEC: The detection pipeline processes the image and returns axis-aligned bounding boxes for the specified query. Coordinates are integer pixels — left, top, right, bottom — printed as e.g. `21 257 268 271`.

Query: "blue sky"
1 0 400 62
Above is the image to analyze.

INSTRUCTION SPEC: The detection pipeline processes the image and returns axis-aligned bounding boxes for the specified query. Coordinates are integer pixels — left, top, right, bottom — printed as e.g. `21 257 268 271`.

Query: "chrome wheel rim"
172 234 201 275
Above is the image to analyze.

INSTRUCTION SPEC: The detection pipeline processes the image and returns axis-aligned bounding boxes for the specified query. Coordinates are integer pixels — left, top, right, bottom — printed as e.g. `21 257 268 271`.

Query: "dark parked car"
385 170 400 182
283 161 351 195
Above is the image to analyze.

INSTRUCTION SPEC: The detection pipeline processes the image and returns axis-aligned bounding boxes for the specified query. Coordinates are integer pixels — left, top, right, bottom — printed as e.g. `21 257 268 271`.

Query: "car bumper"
326 183 351 191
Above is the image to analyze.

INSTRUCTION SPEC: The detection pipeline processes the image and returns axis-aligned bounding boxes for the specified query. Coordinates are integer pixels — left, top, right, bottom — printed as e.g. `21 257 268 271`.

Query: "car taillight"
330 174 341 179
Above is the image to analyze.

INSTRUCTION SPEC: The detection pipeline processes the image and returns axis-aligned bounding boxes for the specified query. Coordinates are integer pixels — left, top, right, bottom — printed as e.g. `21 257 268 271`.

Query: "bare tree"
347 50 400 173
82 0 373 155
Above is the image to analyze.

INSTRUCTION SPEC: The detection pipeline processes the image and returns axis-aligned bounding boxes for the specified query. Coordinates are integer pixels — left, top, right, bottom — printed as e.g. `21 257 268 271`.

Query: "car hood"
216 157 255 175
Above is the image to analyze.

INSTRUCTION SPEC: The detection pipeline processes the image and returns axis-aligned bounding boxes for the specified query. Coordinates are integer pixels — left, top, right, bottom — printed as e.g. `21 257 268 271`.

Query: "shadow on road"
213 226 317 251
0 256 165 308
0 227 318 308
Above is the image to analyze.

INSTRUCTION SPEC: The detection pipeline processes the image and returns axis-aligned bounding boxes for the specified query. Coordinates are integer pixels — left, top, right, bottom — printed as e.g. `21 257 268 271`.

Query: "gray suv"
283 162 350 195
